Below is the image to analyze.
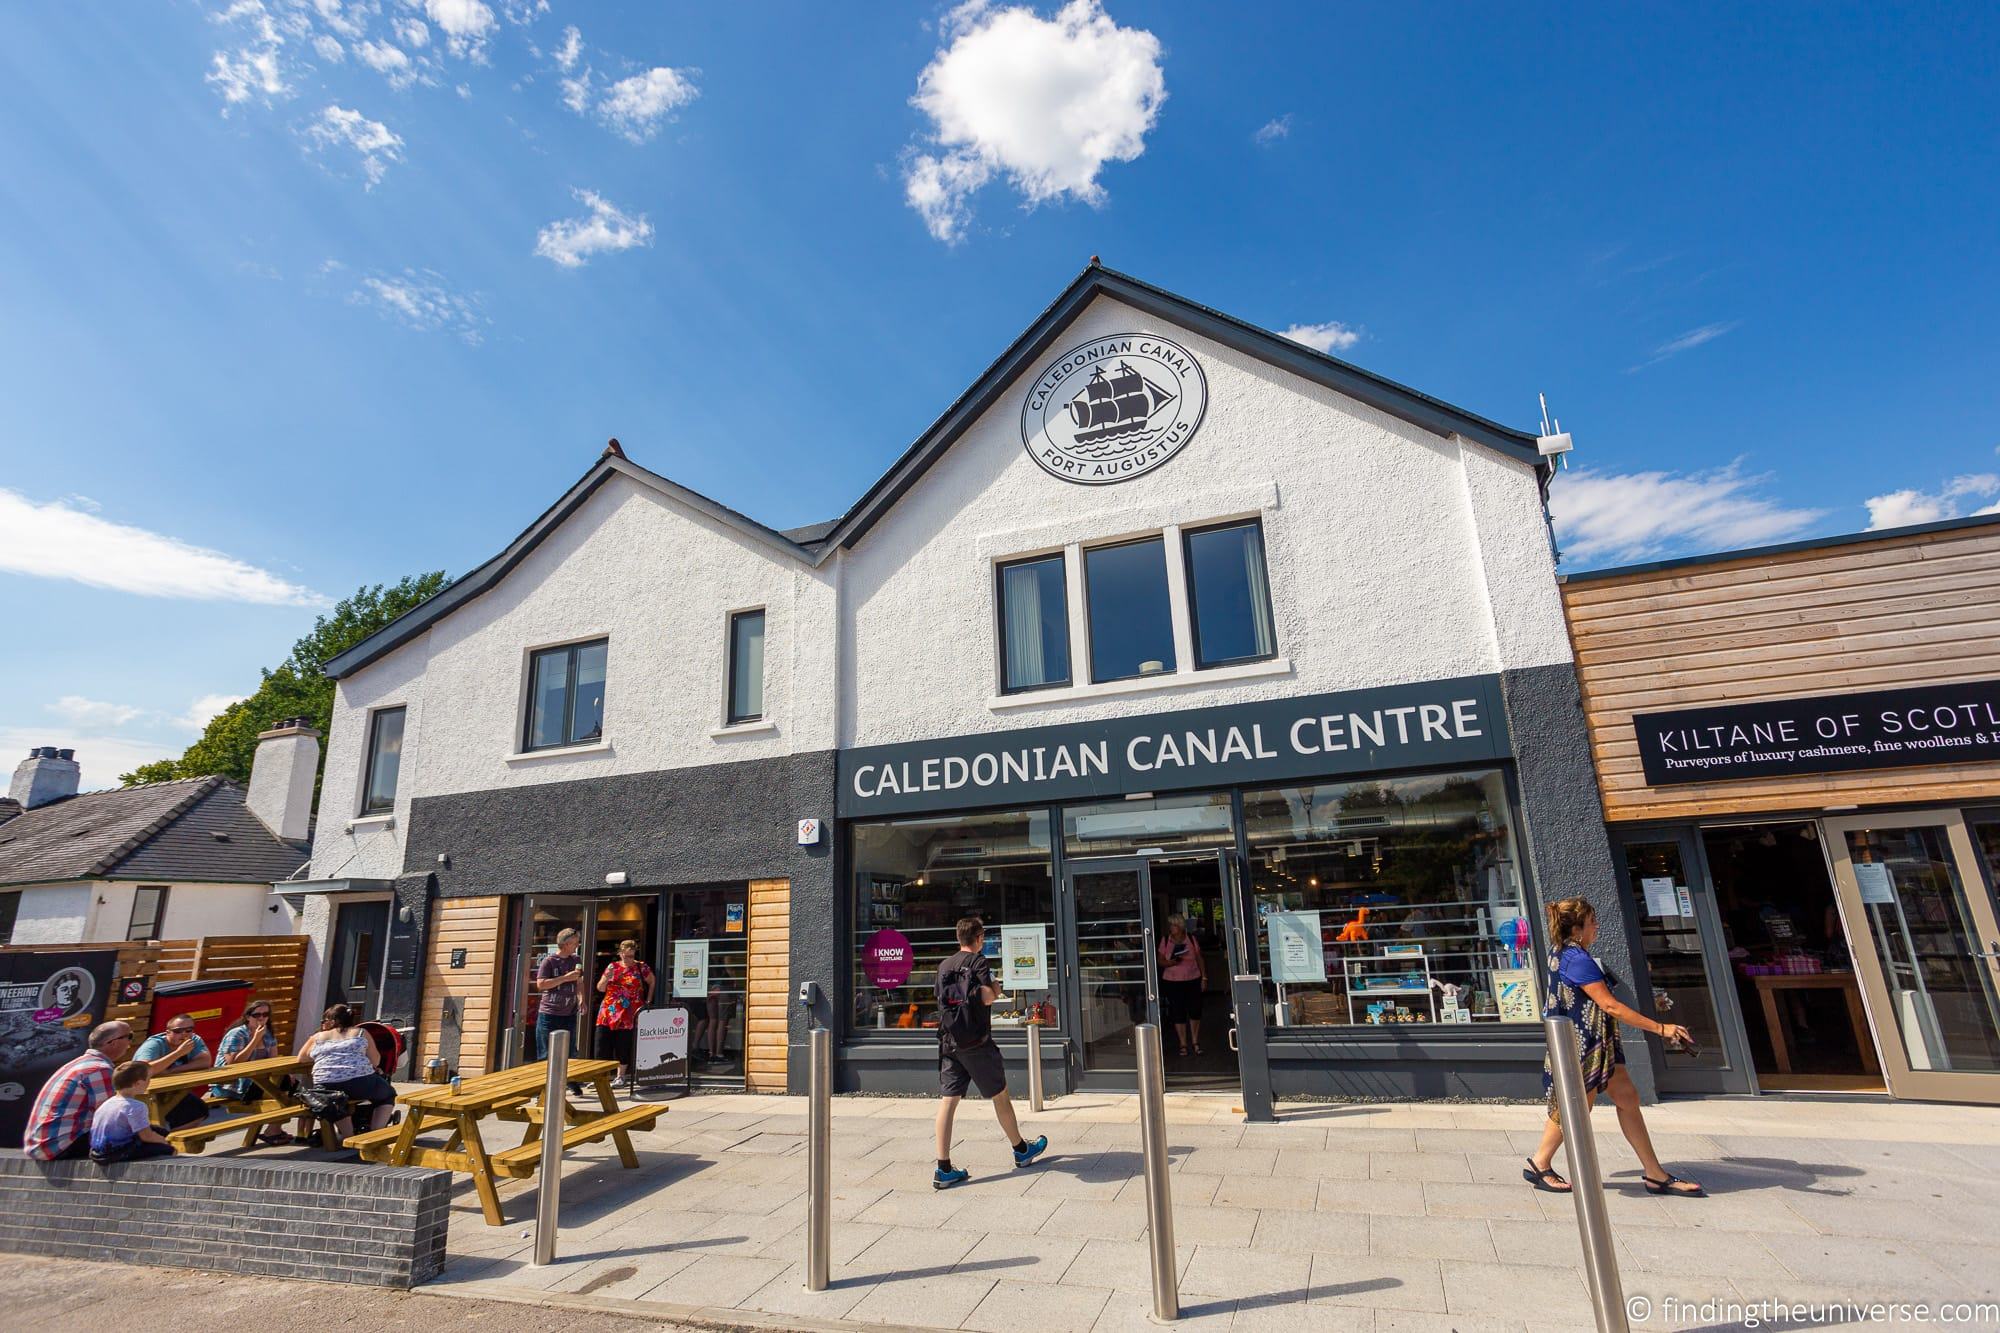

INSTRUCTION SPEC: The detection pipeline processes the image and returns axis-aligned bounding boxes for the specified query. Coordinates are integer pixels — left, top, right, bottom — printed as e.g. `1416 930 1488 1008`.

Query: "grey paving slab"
1318 1128 1421 1152
842 1224 982 1281
541 1249 703 1300
1756 1232 1960 1298
1413 1128 1517 1154
1482 1218 1595 1270
1925 1241 2000 1298
962 1278 1112 1333
1309 1254 1447 1313
1179 1245 1313 1301
1179 1147 1279 1176
1790 1193 2000 1242
1249 1209 1369 1257
1420 1181 1547 1221
948 1230 1088 1284
1369 1151 1472 1183
1316 1178 1428 1217
1372 1312 1527 1333
1234 1124 1331 1151
1368 1213 1498 1263
637 1252 791 1307
1058 1237 1196 1293
1440 1258 1593 1323
856 1187 972 1230
738 1262 882 1323
1614 1221 1793 1282
1211 1173 1318 1212
846 1273 999 1328
1087 1290 1236 1332
938 1193 1064 1237
1230 1290 1369 1332
1167 1203 1262 1247
1038 1198 1150 1242
1272 1148 1370 1181
1117 1170 1220 1205
755 1218 893 1267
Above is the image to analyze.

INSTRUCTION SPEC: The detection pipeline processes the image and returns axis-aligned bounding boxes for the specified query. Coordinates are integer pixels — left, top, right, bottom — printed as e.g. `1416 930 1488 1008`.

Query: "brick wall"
0 1152 450 1288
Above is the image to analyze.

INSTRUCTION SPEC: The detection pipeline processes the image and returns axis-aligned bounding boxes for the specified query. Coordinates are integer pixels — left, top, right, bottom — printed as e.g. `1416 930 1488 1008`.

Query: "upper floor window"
0 890 18 946
1084 536 1177 682
1184 520 1277 667
727 610 766 725
127 886 167 942
361 706 406 815
997 553 1071 693
525 638 608 750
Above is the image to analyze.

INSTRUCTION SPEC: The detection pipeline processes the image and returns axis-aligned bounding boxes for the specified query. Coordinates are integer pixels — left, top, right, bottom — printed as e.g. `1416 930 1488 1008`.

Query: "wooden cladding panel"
743 878 790 1094
419 897 506 1078
1564 523 2000 822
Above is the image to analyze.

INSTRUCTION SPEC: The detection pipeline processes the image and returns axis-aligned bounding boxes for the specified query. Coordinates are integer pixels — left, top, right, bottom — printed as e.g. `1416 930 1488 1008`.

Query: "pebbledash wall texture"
303 265 1635 1100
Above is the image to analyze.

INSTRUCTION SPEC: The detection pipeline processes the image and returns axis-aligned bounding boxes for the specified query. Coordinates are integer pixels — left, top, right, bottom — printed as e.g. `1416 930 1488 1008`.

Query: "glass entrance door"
1069 858 1157 1078
1824 811 2000 1103
1612 831 1751 1094
504 895 595 1067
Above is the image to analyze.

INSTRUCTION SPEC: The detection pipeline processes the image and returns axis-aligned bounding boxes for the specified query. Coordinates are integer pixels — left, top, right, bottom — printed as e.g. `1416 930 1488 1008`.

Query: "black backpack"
935 952 988 1051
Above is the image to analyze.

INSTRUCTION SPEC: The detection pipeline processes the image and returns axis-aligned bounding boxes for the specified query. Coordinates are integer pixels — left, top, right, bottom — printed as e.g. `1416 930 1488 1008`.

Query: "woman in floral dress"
594 939 655 1087
1523 898 1704 1198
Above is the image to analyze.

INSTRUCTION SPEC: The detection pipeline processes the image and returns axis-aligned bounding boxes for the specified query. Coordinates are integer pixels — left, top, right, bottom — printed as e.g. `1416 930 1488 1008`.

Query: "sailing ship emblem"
1020 333 1208 485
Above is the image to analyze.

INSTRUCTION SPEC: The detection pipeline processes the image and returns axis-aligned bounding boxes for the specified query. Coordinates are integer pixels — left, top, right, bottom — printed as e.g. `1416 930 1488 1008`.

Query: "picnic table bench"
143 1055 338 1155
346 1057 662 1225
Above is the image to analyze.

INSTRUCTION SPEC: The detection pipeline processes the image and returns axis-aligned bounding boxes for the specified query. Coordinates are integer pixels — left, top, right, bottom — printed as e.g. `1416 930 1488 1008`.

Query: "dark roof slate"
0 777 308 889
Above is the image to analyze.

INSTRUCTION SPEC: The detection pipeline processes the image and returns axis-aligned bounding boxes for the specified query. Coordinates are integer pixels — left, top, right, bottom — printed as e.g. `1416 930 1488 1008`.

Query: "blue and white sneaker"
1013 1135 1049 1168
932 1164 970 1190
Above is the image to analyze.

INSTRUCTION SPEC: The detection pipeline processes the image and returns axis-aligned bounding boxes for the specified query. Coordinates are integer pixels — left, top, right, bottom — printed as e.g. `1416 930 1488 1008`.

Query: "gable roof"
0 777 310 889
324 264 1543 680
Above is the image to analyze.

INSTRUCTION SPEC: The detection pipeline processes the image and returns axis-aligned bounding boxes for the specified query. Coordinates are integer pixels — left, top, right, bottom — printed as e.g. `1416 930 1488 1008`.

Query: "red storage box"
149 978 252 1055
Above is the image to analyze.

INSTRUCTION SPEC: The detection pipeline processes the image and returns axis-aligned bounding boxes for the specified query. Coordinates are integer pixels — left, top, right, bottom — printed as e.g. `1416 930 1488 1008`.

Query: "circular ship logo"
1020 334 1208 485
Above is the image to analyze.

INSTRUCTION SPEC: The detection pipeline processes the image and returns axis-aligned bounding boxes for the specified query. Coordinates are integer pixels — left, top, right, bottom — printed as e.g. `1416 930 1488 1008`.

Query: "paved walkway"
426 1090 2000 1332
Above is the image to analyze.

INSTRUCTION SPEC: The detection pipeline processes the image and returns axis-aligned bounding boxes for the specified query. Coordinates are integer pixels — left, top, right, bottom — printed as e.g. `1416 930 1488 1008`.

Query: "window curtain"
1003 563 1046 687
1243 525 1276 657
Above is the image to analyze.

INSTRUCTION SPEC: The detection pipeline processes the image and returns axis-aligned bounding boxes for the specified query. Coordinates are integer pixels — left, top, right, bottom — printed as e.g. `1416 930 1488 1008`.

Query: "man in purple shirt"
533 928 584 1060
24 1021 136 1160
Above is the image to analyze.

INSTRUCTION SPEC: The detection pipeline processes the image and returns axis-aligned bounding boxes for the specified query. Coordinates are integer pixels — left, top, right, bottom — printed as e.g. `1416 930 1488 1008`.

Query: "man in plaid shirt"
25 1021 136 1160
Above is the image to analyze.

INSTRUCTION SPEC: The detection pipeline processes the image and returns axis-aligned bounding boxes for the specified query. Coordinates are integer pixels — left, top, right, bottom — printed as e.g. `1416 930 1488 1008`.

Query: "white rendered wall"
839 293 1572 748
310 472 838 882
2 880 282 944
9 884 90 943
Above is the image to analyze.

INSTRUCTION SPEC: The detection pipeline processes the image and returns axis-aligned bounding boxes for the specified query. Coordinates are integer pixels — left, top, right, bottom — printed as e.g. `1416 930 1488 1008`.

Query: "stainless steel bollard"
532 1027 570 1266
1026 1020 1045 1112
1544 1016 1630 1333
1134 1023 1179 1322
805 1026 832 1292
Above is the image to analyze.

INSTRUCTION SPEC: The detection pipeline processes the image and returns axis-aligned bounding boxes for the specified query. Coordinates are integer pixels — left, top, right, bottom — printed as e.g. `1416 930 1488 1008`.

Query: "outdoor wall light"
605 871 630 886
398 905 414 924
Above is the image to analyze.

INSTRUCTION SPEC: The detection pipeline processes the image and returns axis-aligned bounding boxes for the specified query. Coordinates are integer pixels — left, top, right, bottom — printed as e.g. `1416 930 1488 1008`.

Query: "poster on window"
1492 966 1539 1022
1001 924 1049 991
634 1006 690 1085
672 940 710 999
0 947 118 1148
1267 912 1327 984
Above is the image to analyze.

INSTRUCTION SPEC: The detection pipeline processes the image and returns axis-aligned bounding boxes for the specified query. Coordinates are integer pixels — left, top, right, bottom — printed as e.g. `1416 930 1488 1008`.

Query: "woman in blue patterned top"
1524 898 1704 1198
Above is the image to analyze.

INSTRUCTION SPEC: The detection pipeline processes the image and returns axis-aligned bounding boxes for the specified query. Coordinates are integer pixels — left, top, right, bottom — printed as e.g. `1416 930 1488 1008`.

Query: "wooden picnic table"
143 1055 338 1154
347 1057 662 1225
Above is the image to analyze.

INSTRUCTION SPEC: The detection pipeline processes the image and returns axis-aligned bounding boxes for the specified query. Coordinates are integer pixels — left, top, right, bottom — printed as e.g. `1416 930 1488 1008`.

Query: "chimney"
247 717 320 843
10 747 81 810
0 796 23 826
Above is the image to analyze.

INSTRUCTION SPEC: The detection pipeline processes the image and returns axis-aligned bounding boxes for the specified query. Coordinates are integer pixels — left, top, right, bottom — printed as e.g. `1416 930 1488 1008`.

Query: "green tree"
121 572 450 787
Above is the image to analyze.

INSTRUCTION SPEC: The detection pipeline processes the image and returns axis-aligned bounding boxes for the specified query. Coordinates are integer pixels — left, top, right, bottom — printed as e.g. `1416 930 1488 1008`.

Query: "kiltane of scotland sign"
1633 679 2000 785
1021 333 1207 484
839 675 1511 817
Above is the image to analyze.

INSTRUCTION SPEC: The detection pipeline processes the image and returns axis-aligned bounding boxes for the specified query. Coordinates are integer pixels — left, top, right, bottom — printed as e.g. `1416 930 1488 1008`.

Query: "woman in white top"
300 1003 397 1140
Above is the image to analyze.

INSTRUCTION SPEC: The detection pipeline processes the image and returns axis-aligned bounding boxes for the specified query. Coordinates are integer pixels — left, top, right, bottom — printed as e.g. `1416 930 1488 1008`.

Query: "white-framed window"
1182 518 1277 668
726 608 767 725
360 706 406 815
523 638 608 750
996 552 1072 693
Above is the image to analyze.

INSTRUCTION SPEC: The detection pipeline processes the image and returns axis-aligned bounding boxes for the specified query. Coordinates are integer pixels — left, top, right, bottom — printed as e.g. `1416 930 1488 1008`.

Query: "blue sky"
2 1 1997 788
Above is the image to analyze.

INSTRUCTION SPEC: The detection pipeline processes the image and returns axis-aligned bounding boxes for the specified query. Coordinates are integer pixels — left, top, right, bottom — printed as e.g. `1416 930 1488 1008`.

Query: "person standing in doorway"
534 928 585 1060
1524 898 1704 1198
932 916 1047 1190
1158 914 1207 1058
594 938 655 1087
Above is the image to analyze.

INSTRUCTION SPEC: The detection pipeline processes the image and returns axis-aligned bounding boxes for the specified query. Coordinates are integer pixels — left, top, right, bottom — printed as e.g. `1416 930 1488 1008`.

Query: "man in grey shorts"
933 916 1047 1189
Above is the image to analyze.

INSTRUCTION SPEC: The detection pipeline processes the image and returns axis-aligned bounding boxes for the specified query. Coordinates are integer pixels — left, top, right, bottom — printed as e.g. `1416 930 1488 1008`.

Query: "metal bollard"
1026 1020 1045 1112
1544 1016 1629 1333
805 1026 832 1292
532 1027 570 1266
1134 1023 1179 1322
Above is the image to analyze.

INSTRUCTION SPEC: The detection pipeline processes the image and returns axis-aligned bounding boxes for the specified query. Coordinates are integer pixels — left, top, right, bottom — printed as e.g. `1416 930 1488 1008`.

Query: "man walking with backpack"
934 916 1047 1189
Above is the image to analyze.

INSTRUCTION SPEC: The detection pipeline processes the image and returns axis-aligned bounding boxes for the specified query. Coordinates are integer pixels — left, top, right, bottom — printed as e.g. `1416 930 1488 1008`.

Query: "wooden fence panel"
0 935 306 1047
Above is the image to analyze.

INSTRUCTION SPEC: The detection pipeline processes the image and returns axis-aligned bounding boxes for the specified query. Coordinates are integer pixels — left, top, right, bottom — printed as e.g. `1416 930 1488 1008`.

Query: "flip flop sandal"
1523 1158 1571 1193
1643 1172 1705 1197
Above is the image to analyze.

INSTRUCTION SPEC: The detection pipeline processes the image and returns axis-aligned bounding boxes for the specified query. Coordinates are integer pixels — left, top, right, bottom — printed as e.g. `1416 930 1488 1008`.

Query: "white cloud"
351 268 488 343
1549 464 1825 566
311 0 369 40
355 38 420 88
174 693 248 733
0 727 179 794
48 697 147 730
313 34 345 61
1627 319 1741 372
534 189 653 268
0 488 329 606
423 0 496 60
305 104 404 188
1254 114 1292 145
902 0 1166 243
553 23 581 71
396 17 431 48
1864 473 2000 530
1281 320 1362 354
595 67 699 143
206 1 290 111
500 0 547 23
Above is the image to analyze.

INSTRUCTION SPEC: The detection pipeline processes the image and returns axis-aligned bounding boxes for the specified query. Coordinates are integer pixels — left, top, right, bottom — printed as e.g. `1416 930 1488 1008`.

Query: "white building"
298 265 1633 1103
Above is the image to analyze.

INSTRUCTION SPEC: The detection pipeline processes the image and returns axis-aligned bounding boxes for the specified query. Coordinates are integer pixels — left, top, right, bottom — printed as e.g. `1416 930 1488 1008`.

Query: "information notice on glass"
1853 861 1896 905
1268 911 1327 984
1641 876 1679 919
1001 924 1048 991
673 939 711 999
